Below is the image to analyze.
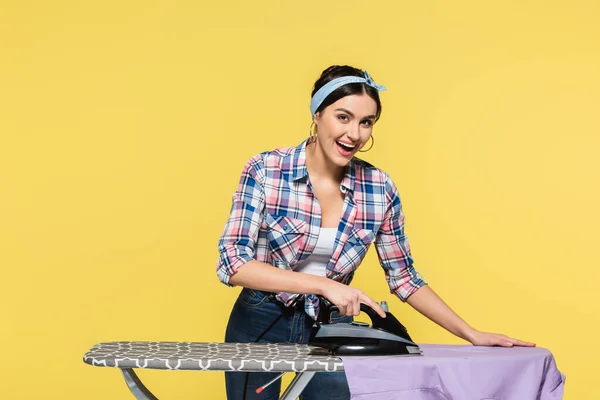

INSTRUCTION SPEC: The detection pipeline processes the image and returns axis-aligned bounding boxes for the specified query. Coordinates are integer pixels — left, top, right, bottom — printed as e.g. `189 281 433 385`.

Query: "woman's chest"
261 178 387 244
310 181 344 229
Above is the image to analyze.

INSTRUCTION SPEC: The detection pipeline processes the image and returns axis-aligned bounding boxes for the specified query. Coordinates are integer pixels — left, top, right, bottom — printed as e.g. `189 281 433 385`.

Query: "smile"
336 140 356 151
335 140 357 158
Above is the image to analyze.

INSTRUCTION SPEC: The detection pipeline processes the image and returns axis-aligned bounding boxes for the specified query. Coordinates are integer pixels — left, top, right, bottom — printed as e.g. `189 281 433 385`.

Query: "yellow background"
1 1 598 398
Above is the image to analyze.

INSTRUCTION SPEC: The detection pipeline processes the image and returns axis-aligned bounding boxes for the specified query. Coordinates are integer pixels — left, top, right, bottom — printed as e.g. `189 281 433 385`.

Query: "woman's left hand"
468 330 536 347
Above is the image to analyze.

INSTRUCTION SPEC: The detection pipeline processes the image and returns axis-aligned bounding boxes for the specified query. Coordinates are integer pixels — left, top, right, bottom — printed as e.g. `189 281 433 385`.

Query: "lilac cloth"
340 344 565 400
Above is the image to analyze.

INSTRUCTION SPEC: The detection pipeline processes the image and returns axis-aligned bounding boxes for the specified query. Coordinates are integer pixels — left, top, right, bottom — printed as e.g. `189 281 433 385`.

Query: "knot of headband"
310 70 387 117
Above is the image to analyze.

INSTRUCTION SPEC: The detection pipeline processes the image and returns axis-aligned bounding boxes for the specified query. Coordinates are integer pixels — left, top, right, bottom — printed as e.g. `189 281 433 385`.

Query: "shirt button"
284 225 289 231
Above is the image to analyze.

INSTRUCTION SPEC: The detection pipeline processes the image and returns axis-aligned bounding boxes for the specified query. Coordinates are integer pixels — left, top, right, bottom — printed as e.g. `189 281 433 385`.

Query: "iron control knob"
380 301 389 312
350 321 370 327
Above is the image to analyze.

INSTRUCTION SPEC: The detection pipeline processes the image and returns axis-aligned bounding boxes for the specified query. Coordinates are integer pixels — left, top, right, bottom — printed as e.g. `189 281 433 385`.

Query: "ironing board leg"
279 371 316 400
120 368 159 400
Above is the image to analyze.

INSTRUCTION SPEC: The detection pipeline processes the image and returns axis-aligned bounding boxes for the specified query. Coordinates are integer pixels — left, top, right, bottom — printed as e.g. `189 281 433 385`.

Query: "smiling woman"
215 65 535 400
308 66 382 170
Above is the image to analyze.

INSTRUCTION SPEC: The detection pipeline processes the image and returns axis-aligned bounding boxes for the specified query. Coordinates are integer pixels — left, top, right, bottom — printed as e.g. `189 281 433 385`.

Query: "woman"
216 65 534 399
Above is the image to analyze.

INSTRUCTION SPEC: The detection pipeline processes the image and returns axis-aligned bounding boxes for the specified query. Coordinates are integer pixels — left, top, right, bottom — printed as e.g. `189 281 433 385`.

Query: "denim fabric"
224 288 351 400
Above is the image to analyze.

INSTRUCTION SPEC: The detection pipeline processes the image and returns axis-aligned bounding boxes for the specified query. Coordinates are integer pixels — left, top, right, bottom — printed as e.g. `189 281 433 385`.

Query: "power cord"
242 293 302 400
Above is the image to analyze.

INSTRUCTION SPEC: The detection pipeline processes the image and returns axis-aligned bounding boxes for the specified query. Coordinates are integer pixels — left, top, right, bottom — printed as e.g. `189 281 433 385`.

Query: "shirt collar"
289 139 356 193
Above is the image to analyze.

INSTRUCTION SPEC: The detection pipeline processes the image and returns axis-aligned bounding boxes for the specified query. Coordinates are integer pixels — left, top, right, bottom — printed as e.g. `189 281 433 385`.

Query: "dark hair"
311 65 383 121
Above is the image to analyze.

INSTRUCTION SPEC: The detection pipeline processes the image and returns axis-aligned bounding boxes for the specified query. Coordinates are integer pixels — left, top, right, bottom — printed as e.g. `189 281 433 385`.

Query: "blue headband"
310 71 386 117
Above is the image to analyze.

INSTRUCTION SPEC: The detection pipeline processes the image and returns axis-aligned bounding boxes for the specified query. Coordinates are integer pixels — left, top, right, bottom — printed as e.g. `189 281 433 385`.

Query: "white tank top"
294 228 337 276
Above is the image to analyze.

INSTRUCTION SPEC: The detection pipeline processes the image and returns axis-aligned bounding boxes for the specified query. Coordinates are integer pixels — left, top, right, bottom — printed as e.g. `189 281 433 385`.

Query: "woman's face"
313 93 377 168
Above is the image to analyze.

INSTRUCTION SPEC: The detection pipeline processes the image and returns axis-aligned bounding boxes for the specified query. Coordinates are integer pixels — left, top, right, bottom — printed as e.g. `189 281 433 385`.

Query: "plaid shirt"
216 139 426 319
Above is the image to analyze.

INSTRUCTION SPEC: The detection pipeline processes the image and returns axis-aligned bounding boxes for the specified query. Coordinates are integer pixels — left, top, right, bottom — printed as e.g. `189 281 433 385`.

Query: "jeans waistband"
258 290 306 309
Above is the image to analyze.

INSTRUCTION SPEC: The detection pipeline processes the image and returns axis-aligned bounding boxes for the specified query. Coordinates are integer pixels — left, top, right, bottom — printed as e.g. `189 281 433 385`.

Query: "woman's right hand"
320 280 386 318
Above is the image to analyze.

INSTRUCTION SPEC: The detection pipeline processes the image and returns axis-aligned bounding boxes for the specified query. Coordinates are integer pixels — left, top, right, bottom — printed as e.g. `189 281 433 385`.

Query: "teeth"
337 141 356 150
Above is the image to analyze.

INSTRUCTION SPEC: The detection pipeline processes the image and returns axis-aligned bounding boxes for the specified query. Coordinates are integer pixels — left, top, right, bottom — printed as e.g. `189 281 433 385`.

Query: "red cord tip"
255 387 263 394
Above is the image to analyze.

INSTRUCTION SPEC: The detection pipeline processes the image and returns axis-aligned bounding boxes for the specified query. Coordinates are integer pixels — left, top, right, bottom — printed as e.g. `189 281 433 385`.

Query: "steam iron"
308 297 422 356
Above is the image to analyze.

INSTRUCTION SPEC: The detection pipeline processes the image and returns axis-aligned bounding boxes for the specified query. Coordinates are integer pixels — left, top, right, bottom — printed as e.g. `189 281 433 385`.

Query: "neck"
305 139 345 183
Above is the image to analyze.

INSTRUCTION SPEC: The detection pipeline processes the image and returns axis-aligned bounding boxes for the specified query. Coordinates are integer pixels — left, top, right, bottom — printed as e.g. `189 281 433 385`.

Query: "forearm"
228 260 387 317
406 285 476 343
228 260 331 295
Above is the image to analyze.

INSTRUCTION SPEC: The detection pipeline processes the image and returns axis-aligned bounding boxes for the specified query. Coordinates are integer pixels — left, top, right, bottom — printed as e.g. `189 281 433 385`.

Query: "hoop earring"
359 135 374 152
309 122 317 142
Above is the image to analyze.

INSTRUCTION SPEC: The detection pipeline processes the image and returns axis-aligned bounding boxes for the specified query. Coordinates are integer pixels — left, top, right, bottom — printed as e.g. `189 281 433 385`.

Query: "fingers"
359 294 387 318
341 293 358 317
492 334 536 348
507 338 536 347
470 330 536 348
352 297 360 316
490 335 512 347
324 284 386 318
335 294 357 317
498 334 536 347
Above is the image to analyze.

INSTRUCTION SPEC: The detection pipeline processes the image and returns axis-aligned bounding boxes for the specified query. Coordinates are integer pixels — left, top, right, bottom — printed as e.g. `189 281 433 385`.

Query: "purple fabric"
340 344 565 400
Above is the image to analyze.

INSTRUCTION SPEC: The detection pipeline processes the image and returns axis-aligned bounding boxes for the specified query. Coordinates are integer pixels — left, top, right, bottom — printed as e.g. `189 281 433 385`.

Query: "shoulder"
262 144 297 165
352 157 393 185
240 144 298 176
243 144 296 167
352 157 401 202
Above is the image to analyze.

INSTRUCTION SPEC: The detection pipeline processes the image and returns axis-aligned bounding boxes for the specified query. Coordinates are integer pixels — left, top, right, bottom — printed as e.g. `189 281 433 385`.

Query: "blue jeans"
224 288 351 400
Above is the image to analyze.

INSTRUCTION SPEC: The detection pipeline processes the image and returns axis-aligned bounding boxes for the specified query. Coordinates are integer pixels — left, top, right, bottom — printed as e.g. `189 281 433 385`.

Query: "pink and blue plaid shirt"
216 139 426 319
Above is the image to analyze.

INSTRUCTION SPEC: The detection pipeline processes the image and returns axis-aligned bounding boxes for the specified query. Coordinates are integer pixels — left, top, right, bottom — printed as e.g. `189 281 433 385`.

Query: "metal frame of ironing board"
83 341 344 400
120 368 316 400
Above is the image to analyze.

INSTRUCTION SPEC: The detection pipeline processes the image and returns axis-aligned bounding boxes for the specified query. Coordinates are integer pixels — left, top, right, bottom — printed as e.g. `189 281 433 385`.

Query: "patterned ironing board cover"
83 341 344 372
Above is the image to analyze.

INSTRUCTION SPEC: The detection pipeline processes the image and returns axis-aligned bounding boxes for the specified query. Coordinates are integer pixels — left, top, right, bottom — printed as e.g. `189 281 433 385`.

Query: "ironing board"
83 341 344 400
83 341 566 399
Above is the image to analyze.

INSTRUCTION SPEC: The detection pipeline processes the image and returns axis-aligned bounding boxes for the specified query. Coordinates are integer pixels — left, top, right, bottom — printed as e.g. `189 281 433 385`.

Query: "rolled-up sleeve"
375 173 427 301
216 154 266 286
